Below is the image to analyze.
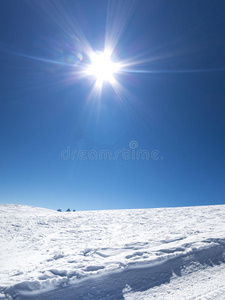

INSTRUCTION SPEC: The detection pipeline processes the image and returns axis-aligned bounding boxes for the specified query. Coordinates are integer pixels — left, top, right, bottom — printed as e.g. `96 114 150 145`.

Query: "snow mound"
1 204 225 299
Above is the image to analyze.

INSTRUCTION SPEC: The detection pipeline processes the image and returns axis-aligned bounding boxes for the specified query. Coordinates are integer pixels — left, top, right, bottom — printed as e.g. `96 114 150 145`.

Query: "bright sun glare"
87 49 120 87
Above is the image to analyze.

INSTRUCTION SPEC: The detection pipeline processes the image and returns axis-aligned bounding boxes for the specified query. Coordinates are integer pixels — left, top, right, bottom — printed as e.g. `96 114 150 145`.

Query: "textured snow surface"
1 204 225 299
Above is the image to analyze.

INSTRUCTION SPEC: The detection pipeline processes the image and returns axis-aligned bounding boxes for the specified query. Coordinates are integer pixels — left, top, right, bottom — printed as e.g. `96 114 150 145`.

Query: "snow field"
1 204 225 299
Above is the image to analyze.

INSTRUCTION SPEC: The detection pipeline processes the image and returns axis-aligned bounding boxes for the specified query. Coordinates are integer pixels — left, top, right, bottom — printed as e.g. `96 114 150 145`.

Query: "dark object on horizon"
57 209 62 212
66 208 71 212
73 210 76 212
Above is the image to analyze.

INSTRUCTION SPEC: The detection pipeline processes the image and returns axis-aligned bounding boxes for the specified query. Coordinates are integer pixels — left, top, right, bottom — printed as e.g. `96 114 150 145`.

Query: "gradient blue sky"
1 0 225 211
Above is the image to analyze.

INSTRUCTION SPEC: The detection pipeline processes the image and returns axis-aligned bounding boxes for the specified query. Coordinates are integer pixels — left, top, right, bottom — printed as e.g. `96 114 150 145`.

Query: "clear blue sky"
1 0 225 211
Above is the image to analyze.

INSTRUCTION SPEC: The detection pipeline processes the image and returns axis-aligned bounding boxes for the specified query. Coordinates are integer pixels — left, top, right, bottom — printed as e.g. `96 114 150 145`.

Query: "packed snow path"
1 204 225 299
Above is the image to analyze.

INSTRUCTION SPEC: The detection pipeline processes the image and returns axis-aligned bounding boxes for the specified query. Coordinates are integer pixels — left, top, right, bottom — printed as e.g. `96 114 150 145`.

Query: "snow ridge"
4 237 225 300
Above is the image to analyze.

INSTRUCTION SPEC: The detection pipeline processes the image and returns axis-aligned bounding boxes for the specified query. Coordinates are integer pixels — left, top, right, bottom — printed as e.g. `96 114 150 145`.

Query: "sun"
86 49 120 87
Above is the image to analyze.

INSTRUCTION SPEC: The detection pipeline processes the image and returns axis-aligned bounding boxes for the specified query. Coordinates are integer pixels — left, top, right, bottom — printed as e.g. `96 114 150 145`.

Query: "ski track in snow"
1 204 225 299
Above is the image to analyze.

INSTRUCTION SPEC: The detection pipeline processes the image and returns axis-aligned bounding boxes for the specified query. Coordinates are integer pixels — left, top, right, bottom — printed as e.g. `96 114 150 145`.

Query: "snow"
0 204 225 299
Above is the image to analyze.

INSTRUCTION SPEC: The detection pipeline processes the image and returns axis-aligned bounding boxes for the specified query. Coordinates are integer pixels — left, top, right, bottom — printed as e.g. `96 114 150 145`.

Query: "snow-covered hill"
1 204 225 299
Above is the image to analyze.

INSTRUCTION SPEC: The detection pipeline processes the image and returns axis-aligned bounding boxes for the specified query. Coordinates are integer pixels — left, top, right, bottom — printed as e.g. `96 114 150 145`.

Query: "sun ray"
105 0 137 52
